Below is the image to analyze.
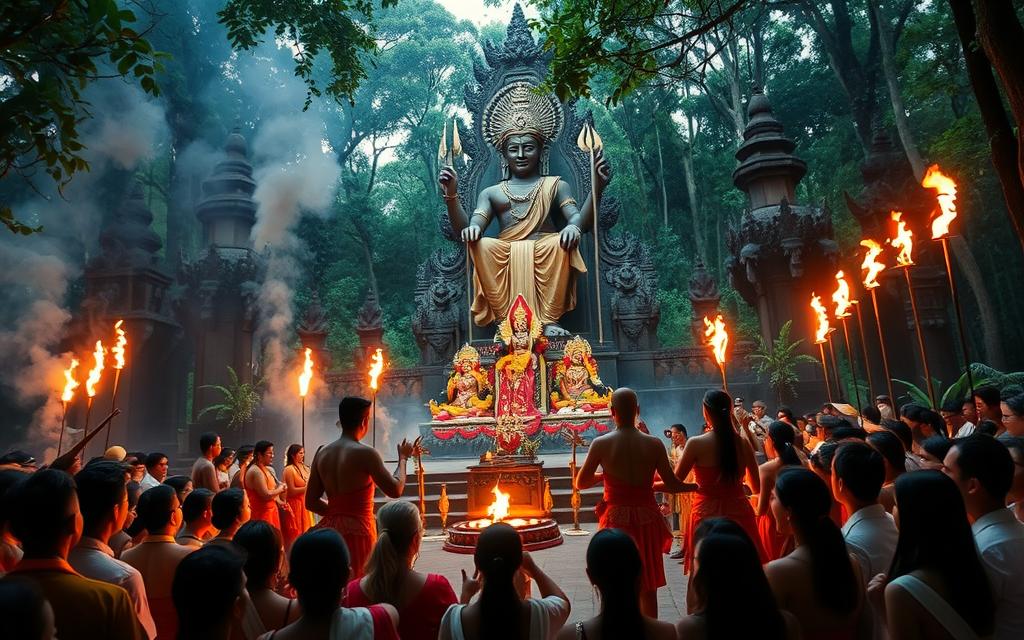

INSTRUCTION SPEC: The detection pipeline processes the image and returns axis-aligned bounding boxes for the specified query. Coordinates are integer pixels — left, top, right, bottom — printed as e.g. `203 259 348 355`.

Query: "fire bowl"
443 517 564 554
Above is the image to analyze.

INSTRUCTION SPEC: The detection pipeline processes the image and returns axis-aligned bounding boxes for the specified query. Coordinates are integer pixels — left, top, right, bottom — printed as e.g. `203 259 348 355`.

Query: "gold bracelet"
559 197 578 208
442 192 459 202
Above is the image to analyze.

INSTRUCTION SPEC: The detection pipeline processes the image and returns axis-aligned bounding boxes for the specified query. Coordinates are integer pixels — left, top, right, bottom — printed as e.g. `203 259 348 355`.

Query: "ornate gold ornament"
453 343 481 367
483 81 564 176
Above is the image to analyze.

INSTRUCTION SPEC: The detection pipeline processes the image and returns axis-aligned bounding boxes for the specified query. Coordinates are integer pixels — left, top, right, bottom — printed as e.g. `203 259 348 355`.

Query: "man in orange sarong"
576 388 697 619
306 396 418 580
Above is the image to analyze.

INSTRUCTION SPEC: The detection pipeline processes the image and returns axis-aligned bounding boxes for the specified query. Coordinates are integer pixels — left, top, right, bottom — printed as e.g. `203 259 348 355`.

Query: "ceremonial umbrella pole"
298 347 314 450
810 294 834 402
922 165 976 398
440 120 471 343
57 358 81 457
832 271 863 411
860 239 896 402
83 339 107 458
703 314 730 394
890 211 937 408
578 123 605 344
368 348 384 449
105 320 127 450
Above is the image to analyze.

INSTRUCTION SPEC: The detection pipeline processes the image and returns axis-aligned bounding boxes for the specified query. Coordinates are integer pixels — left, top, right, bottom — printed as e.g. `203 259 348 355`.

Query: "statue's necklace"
501 179 543 220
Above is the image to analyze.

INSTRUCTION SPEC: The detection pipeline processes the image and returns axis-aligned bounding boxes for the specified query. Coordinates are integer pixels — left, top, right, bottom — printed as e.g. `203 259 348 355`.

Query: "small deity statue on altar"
494 294 546 418
429 344 494 421
550 335 611 413
438 82 610 337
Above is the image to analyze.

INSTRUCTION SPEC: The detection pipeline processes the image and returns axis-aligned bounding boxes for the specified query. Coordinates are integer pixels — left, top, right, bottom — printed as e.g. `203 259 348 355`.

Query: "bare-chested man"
576 388 696 618
190 432 221 493
306 396 419 580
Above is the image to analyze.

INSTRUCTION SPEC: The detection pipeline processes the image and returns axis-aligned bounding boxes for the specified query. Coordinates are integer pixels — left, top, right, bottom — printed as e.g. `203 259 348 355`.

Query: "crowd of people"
0 384 1022 639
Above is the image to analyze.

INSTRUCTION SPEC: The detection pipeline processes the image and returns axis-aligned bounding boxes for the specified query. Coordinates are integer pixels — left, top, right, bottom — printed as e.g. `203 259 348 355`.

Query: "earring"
501 159 509 180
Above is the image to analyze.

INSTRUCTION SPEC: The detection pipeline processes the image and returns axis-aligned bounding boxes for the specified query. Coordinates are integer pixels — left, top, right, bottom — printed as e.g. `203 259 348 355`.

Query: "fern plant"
894 363 1023 409
747 321 820 403
197 366 262 430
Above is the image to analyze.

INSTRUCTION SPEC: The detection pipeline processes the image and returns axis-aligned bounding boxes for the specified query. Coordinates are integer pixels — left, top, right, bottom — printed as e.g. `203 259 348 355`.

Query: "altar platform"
418 410 611 458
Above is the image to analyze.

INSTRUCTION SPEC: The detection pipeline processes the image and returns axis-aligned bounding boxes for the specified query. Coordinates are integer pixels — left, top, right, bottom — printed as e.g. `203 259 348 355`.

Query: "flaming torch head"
61 358 80 403
85 340 106 398
860 239 885 289
487 483 511 523
810 294 831 344
922 164 958 240
298 347 314 397
703 315 729 366
889 211 914 267
832 271 853 318
112 320 127 370
368 348 384 392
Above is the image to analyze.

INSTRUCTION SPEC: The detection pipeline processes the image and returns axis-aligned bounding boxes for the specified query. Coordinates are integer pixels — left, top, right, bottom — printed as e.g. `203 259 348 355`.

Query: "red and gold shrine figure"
429 344 494 420
494 294 547 419
550 335 611 413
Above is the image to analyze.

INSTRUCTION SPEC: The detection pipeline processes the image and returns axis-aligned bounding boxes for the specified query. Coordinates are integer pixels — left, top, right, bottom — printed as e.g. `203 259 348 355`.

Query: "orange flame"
85 340 106 398
860 239 885 289
889 211 914 267
810 294 831 344
703 315 729 366
832 271 853 318
921 164 958 239
486 483 511 523
61 358 80 403
298 347 314 397
368 348 384 392
111 320 127 370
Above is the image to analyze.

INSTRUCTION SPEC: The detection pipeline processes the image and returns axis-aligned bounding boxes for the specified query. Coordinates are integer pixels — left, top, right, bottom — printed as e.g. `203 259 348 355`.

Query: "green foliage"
197 366 262 430
747 321 819 402
1 0 163 233
893 363 1024 408
218 0 398 109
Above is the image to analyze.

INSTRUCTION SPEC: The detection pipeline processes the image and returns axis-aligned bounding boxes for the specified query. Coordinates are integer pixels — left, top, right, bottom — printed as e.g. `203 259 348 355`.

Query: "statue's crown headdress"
564 335 592 360
498 293 542 343
483 81 563 150
454 343 480 366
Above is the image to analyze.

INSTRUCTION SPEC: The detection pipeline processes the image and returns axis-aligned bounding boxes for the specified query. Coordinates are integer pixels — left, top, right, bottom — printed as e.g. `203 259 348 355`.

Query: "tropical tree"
748 320 819 403
197 366 262 430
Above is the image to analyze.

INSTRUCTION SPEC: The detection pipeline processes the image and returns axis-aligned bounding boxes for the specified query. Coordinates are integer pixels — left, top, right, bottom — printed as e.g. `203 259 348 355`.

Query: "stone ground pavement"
413 528 690 623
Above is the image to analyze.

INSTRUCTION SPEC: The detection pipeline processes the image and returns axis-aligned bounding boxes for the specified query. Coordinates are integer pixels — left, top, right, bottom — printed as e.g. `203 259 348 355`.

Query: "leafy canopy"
0 0 163 233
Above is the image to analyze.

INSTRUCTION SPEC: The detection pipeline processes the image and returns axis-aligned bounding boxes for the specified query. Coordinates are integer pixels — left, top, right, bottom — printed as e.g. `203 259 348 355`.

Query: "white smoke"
249 110 341 437
0 80 167 460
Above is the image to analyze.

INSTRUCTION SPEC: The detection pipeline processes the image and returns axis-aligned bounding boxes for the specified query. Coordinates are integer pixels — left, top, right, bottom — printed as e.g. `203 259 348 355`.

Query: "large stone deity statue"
438 84 610 336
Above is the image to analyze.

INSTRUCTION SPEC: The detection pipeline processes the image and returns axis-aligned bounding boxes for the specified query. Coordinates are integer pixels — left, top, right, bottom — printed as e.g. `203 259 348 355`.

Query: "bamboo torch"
298 347 314 450
105 320 127 450
832 271 863 410
810 293 835 402
577 123 605 344
84 340 107 456
368 348 385 449
922 165 975 398
57 358 80 456
889 211 937 408
860 239 896 402
703 314 730 394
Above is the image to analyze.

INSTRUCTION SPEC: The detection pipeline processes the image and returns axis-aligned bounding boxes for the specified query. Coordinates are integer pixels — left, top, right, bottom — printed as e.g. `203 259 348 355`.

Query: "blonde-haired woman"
346 501 457 640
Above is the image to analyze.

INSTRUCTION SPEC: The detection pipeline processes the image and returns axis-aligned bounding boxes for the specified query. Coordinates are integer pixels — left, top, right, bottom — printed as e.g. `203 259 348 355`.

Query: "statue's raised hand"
439 166 458 200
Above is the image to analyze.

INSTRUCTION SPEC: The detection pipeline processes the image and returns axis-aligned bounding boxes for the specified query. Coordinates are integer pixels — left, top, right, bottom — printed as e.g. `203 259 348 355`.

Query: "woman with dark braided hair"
767 467 868 639
675 389 765 574
555 529 676 640
756 421 805 560
439 523 569 640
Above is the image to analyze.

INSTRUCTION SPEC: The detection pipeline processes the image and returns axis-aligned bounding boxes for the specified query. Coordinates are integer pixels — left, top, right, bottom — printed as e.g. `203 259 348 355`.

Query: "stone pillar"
726 87 837 401
354 288 384 368
297 291 331 371
180 130 263 428
845 128 958 394
688 258 721 344
79 180 184 449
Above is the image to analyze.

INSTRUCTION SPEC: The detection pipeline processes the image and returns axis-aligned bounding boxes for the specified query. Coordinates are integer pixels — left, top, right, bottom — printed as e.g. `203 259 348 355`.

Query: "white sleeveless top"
438 596 570 640
330 607 374 640
890 574 980 640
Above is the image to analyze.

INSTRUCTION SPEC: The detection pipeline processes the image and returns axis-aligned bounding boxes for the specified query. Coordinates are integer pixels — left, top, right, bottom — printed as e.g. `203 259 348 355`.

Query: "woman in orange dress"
755 421 805 561
244 440 288 531
675 389 766 576
282 444 314 547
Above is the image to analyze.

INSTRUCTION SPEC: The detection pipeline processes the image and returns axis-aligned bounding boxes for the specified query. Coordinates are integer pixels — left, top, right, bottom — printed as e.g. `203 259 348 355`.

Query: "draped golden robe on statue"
469 176 588 327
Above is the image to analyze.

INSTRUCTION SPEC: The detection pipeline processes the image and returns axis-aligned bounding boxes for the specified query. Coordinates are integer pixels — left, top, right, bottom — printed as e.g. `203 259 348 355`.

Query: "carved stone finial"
687 258 719 302
195 129 257 250
96 179 163 269
298 290 328 334
356 288 384 332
